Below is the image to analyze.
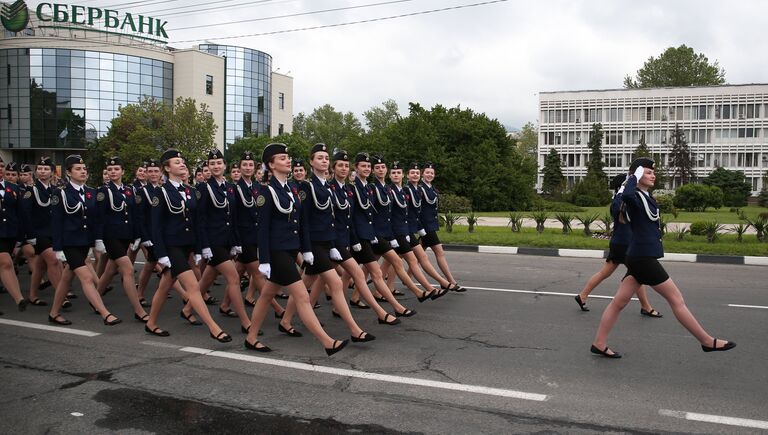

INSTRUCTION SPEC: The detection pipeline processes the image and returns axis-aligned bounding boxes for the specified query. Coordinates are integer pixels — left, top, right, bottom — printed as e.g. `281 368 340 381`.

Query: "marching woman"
244 143 348 355
93 156 149 322
195 149 251 334
574 173 661 317
48 155 117 326
280 144 375 342
403 163 451 296
385 161 450 300
591 158 735 358
234 151 284 317
418 162 465 292
23 158 62 307
0 157 29 312
351 153 425 316
328 150 400 325
144 149 231 342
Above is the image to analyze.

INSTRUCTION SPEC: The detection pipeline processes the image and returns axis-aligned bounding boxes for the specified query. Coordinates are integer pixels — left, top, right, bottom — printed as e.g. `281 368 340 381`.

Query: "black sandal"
48 314 72 325
392 289 405 296
29 298 48 307
103 313 122 326
202 295 219 305
430 288 448 300
145 325 169 337
351 331 376 342
325 339 349 356
180 310 202 326
139 297 151 308
278 323 303 337
17 298 29 312
702 338 736 352
590 344 621 358
574 295 589 311
244 298 256 307
134 313 150 323
219 307 238 317
349 299 370 309
395 308 416 317
377 313 401 325
417 291 433 303
245 338 271 352
210 330 232 343
640 308 663 318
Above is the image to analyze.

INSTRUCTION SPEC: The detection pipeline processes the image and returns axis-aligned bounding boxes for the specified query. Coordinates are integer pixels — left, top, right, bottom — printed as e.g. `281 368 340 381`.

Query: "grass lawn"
472 204 768 224
439 225 768 256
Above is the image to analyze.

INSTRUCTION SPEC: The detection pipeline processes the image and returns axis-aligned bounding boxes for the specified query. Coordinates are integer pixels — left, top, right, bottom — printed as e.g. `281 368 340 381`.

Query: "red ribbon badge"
291 187 298 195
124 188 132 196
85 191 92 200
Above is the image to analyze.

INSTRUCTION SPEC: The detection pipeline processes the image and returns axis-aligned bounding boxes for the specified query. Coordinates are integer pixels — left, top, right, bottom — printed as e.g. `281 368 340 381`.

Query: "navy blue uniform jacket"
349 177 376 242
97 181 141 241
622 175 663 258
150 181 201 259
370 179 394 240
257 177 305 264
234 178 261 246
0 181 25 241
51 183 101 250
389 184 411 237
418 182 440 232
197 178 240 249
329 180 356 248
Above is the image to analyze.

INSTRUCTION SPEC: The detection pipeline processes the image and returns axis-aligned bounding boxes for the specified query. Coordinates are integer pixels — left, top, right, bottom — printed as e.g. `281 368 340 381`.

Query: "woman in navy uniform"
144 149 231 342
135 159 162 307
3 161 19 184
350 153 423 317
0 157 29 312
48 155 118 326
196 149 251 334
418 163 465 292
591 158 735 358
574 173 661 317
403 163 451 296
280 144 375 342
93 156 149 322
23 157 62 307
244 143 348 355
386 161 450 300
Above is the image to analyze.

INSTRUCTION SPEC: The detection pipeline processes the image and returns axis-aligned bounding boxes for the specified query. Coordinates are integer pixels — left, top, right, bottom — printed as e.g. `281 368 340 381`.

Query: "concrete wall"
271 72 293 136
172 49 225 150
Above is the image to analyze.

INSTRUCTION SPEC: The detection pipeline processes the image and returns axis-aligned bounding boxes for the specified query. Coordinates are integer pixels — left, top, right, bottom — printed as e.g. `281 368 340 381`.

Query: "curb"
443 244 768 267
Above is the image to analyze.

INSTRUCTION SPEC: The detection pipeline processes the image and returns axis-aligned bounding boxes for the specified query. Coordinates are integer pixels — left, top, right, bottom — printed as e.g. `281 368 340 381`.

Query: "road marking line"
0 318 101 337
727 304 768 310
178 346 548 402
659 409 768 430
463 286 639 301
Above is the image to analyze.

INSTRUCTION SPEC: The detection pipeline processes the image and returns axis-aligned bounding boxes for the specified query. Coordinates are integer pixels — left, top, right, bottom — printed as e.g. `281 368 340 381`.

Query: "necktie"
177 185 185 192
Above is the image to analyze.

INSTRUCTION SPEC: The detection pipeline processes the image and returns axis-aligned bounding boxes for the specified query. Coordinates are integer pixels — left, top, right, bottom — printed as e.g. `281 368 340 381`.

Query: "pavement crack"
405 327 554 351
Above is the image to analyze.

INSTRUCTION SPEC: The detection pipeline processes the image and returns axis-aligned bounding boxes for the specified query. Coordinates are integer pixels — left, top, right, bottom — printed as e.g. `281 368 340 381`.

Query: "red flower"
330 184 336 191
5 187 10 193
291 187 298 195
347 190 354 197
185 188 190 195
405 194 410 201
86 192 92 200
227 187 233 194
124 189 132 196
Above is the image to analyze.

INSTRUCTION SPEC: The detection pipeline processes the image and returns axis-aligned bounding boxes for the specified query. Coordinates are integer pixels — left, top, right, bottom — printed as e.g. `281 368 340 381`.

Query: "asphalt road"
0 252 766 434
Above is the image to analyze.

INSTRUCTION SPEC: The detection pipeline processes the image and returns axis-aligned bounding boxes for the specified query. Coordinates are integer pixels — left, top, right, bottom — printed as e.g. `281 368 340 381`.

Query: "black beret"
310 143 328 155
423 162 435 170
371 155 385 165
629 157 655 173
6 161 19 172
105 156 123 167
354 152 370 164
292 158 305 169
230 161 240 169
262 143 288 164
194 166 203 174
160 149 182 164
20 164 32 173
38 156 55 169
64 154 85 170
207 149 224 161
241 150 255 161
390 161 403 170
145 159 160 168
333 150 349 161
407 162 420 171
610 173 627 191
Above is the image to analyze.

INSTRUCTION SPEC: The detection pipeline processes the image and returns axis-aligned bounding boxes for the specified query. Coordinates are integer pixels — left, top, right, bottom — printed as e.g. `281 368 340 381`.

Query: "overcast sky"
36 0 768 129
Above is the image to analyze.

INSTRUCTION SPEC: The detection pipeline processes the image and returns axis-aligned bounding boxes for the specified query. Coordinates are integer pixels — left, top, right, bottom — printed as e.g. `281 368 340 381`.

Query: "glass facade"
198 44 272 147
0 48 172 160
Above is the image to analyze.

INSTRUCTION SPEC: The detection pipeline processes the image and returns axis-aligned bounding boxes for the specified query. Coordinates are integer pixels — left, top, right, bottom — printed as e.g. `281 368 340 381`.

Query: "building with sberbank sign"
0 0 293 164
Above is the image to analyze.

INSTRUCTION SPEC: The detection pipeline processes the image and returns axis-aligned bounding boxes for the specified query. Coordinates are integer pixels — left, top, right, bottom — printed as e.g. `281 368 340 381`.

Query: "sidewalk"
457 217 756 234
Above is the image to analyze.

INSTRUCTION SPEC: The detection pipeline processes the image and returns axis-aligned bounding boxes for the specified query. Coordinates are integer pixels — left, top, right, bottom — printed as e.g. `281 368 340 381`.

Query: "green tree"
516 121 538 157
633 134 651 160
624 45 726 88
702 167 753 207
585 123 606 179
363 99 400 131
224 132 311 163
298 104 363 149
541 148 564 197
674 184 723 211
668 124 695 185
87 96 216 184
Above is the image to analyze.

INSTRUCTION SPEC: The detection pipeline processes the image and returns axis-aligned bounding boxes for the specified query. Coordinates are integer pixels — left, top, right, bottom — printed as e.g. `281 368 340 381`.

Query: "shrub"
702 221 725 243
689 221 708 236
438 194 472 214
440 211 461 233
702 167 752 207
655 194 678 218
576 213 600 236
466 211 478 233
730 222 749 243
758 189 768 207
739 212 767 242
530 197 586 212
672 225 690 241
554 212 573 234
530 211 549 234
508 212 524 232
566 175 611 208
599 212 613 235
674 184 723 212
574 195 603 207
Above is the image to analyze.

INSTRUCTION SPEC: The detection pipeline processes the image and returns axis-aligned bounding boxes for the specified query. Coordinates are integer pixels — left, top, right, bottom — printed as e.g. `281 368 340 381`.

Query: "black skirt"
351 239 377 265
167 245 194 278
623 256 670 286
419 231 441 248
208 245 231 267
305 241 334 275
605 243 628 265
394 235 412 255
371 238 393 256
238 244 259 264
268 249 302 286
63 246 90 270
0 238 16 254
104 238 131 260
33 236 53 255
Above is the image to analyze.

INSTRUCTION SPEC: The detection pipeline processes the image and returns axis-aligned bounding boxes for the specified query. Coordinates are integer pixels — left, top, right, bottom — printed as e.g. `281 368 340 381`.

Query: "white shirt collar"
169 179 181 188
70 181 84 191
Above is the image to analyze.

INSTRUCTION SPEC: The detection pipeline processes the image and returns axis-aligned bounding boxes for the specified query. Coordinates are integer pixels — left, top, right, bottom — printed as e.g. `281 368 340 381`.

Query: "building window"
206 75 213 95
278 123 284 135
278 92 285 110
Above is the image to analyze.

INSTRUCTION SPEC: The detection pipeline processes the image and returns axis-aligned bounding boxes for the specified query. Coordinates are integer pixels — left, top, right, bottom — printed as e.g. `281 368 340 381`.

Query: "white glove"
372 237 379 244
417 229 427 237
14 241 21 249
130 238 142 251
258 263 271 279
352 243 362 252
141 240 153 247
158 256 171 269
302 251 314 265
617 185 626 195
389 239 399 248
405 235 411 242
194 254 202 264
230 246 242 256
202 247 213 260
633 166 645 181
27 238 37 246
55 250 67 263
94 239 107 254
329 248 342 261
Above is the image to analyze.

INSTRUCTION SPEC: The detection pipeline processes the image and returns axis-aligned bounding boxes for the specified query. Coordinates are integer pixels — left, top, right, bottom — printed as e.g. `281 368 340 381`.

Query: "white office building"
538 84 768 194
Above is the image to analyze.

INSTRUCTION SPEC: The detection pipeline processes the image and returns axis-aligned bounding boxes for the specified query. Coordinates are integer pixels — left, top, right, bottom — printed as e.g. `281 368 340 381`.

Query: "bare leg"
650 278 718 346
381 250 432 298
176 270 228 337
214 260 251 330
362 262 410 314
411 244 450 288
48 266 73 321
0 253 25 305
430 244 458 285
74 265 117 322
578 261 620 302
113 256 147 318
341 258 393 321
96 260 118 294
592 275 638 354
146 271 174 333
